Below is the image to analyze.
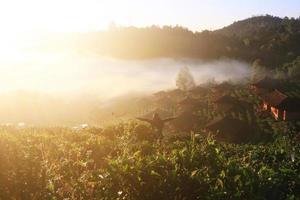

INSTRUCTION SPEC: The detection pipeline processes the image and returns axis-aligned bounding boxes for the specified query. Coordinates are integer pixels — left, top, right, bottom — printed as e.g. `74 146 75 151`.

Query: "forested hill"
44 15 300 68
213 15 300 67
216 15 286 38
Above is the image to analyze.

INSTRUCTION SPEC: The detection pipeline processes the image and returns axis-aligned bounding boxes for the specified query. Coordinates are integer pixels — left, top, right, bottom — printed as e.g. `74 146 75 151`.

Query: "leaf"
133 150 141 157
150 170 161 177
216 178 224 189
220 170 226 178
234 175 241 183
47 180 55 192
191 170 198 178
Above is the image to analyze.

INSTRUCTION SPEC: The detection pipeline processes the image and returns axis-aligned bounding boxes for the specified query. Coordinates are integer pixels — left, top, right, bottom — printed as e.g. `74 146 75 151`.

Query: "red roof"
262 90 300 112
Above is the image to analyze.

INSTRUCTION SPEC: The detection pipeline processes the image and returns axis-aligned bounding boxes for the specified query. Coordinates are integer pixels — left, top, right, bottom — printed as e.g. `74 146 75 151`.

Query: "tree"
287 57 300 79
251 59 267 81
176 66 196 91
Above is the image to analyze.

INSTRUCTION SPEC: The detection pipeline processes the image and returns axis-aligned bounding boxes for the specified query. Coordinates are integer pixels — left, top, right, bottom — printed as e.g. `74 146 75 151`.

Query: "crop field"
0 123 299 200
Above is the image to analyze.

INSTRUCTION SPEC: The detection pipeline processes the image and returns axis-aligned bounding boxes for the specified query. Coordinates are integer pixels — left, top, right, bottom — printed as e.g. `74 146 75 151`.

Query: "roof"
272 82 300 98
261 90 300 111
261 90 287 106
277 98 300 112
251 77 281 89
205 115 252 143
170 111 199 131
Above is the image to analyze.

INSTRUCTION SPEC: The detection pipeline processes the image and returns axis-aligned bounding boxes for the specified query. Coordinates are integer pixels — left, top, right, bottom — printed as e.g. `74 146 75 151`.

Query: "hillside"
216 15 284 38
42 15 300 68
1 75 300 199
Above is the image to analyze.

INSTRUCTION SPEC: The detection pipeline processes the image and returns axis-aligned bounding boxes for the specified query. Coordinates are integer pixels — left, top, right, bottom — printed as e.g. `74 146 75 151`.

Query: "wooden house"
250 77 281 94
260 89 300 120
169 111 199 132
213 94 252 113
204 115 252 143
213 95 238 112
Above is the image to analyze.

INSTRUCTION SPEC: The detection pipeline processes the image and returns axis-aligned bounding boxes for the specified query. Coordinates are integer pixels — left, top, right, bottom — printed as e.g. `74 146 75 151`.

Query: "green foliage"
0 124 299 200
54 15 300 69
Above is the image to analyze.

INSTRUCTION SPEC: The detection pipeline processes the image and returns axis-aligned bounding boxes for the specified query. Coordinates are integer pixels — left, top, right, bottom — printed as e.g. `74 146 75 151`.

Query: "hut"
213 95 238 112
250 77 281 94
260 90 300 120
213 95 252 113
169 111 199 132
204 115 252 143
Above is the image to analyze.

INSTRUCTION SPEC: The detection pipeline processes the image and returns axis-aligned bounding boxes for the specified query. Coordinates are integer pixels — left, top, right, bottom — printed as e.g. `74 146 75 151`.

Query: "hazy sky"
0 0 299 33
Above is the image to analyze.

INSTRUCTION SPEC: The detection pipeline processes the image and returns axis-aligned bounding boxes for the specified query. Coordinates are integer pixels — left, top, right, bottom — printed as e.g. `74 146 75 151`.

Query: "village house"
213 94 252 113
260 89 300 120
250 77 281 94
169 111 199 132
204 115 252 143
213 94 238 112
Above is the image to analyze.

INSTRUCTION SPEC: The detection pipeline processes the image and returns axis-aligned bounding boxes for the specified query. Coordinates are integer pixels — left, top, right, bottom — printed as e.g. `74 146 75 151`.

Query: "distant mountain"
215 15 284 38
42 15 300 68
214 15 300 67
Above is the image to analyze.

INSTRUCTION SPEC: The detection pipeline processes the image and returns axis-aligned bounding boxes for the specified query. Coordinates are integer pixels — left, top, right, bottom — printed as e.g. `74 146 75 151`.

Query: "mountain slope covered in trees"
44 15 300 69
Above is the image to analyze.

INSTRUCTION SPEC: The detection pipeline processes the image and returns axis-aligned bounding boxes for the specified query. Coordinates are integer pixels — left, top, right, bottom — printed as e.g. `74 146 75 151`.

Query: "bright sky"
0 0 299 33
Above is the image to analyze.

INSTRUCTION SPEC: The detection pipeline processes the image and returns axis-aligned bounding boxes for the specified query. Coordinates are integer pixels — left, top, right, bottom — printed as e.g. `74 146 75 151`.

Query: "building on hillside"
204 115 252 143
169 111 199 132
250 77 281 94
213 94 252 113
213 95 238 112
260 89 300 120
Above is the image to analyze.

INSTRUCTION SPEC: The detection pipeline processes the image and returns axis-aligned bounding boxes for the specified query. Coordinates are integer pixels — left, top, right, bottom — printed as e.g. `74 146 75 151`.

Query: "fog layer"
0 51 250 125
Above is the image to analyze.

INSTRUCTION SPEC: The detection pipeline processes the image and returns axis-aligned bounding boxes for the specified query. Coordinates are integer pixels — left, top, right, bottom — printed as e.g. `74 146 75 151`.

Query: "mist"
0 51 251 125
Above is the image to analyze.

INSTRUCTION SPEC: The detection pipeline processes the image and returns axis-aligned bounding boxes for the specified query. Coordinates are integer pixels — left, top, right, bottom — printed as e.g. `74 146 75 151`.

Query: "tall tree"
176 66 196 91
